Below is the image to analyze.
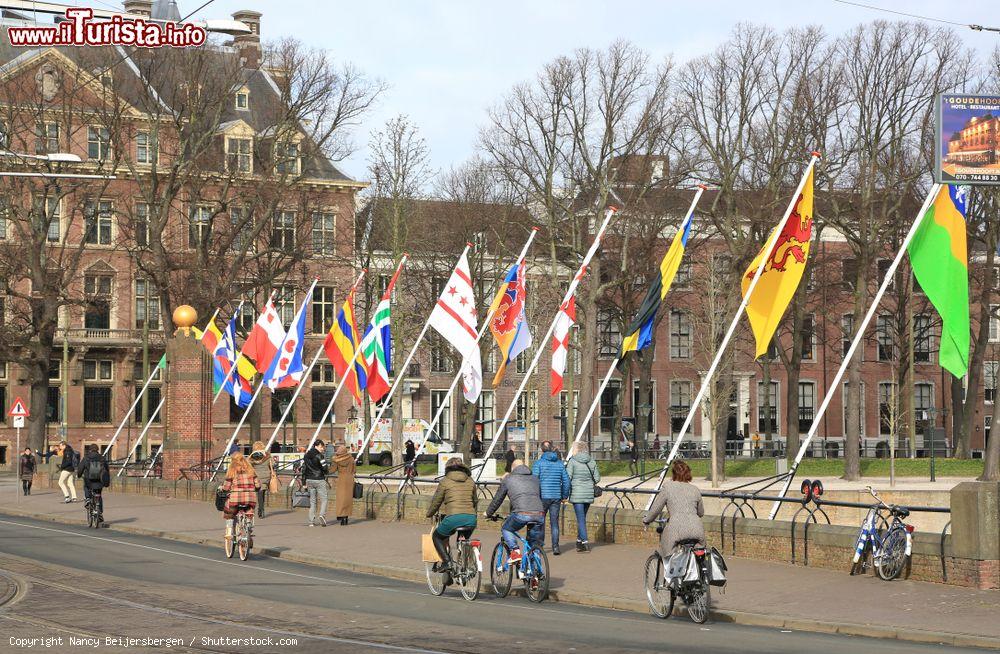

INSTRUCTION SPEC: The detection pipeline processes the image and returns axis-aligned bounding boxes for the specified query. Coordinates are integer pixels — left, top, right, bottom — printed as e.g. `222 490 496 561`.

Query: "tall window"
515 391 538 441
631 381 655 433
87 126 111 161
558 390 579 439
229 206 253 253
226 137 252 173
801 314 815 360
235 89 249 110
276 142 300 175
477 390 495 432
986 361 998 404
134 279 160 330
84 273 112 329
189 206 213 247
311 211 335 255
669 380 691 436
841 314 854 357
757 381 778 434
878 382 897 436
914 382 933 426
84 200 113 245
311 363 336 424
274 286 295 327
597 308 621 358
133 362 161 425
272 210 296 252
312 286 336 333
135 202 149 248
670 310 691 359
136 131 157 164
37 195 60 242
914 314 932 363
83 359 113 423
430 335 452 372
36 122 59 154
876 315 894 361
599 379 622 435
431 390 452 441
674 261 692 290
270 388 293 423
798 381 815 433
992 305 1000 343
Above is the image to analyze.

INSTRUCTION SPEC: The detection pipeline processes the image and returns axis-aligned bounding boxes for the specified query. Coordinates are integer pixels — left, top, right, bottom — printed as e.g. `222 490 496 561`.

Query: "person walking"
76 444 110 524
19 447 36 496
249 441 279 519
503 447 516 474
221 452 260 547
404 439 416 464
301 440 330 526
642 460 705 557
532 441 570 555
426 457 478 573
485 459 544 562
566 442 601 552
56 442 79 503
331 445 356 525
470 432 484 458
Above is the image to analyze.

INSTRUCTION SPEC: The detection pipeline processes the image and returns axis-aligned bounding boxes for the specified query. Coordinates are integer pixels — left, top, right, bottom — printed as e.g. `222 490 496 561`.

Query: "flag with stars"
428 251 482 403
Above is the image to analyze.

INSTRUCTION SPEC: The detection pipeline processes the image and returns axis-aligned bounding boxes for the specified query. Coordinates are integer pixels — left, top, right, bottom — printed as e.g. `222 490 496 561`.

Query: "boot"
576 540 586 552
340 516 349 526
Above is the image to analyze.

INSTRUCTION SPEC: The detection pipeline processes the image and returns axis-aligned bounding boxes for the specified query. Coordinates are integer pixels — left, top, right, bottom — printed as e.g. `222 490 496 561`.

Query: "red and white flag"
428 252 482 403
550 296 576 395
242 299 287 375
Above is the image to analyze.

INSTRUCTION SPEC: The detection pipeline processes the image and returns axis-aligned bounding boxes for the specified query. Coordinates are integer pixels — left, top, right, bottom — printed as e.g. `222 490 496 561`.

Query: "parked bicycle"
84 490 103 529
487 515 549 603
424 516 482 601
644 518 713 623
225 507 254 561
850 486 913 581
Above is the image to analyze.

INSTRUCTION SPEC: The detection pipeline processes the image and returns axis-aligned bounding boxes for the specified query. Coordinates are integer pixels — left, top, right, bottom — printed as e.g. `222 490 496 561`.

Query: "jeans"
256 488 268 517
306 479 328 523
502 512 544 550
58 470 77 500
573 502 591 542
541 498 562 547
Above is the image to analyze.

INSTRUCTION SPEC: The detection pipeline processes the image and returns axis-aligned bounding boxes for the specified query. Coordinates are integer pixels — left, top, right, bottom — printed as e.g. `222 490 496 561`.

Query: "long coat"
331 453 356 518
19 453 36 481
643 480 706 557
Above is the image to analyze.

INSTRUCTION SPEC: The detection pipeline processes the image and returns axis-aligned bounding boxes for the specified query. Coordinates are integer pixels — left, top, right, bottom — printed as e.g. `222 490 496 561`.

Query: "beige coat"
331 453 356 518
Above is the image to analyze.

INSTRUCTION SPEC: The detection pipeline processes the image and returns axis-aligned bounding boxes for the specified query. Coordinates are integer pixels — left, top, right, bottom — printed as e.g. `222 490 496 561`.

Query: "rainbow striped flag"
323 286 368 402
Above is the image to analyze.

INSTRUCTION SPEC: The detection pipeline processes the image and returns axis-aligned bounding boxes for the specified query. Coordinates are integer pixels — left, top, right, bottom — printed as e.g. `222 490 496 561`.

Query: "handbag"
585 460 602 498
268 475 279 494
352 481 364 499
292 487 311 508
214 487 229 512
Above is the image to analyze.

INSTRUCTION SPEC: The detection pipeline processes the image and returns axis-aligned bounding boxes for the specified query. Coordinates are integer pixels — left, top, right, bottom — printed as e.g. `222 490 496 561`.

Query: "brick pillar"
161 328 212 480
950 481 1000 590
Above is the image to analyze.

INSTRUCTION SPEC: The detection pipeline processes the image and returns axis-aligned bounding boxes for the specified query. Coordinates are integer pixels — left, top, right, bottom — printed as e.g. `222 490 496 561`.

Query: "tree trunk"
980 394 1000 481
844 356 863 480
28 368 50 454
785 366 800 462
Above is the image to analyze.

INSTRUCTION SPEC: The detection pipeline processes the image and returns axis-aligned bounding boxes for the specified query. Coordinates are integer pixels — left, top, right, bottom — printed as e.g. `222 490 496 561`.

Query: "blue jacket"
532 451 570 500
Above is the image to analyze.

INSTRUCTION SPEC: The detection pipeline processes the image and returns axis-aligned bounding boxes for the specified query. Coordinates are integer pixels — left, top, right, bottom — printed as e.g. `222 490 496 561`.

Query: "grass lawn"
595 457 985 479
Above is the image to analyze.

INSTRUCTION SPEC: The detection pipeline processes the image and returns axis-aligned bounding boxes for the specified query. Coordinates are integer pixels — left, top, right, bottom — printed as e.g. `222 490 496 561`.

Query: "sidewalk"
1 482 997 650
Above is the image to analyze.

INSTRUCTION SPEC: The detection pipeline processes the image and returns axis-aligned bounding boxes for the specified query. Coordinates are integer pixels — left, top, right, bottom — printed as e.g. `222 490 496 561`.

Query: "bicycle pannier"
666 548 691 581
214 487 229 512
292 488 310 508
708 547 728 587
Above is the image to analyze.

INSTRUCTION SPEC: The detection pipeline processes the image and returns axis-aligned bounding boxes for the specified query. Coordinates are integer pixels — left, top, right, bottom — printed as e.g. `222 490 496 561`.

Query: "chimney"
231 10 262 69
123 0 152 17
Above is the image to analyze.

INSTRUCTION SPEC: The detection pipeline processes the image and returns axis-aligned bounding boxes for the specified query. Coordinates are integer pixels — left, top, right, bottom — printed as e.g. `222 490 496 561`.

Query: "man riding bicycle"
76 444 110 524
426 457 479 574
485 459 544 563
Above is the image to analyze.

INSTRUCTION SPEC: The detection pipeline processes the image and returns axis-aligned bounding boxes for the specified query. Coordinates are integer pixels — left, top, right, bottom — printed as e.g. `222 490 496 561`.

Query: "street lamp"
926 406 937 483
638 403 653 477
0 150 116 179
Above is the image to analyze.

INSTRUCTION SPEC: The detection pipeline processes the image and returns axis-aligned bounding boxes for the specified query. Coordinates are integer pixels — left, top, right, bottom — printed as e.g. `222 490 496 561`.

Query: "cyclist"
426 457 478 575
221 453 260 548
76 444 110 525
642 460 704 556
485 458 544 563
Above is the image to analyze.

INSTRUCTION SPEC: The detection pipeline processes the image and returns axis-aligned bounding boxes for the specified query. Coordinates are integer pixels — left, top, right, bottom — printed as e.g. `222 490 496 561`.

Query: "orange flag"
741 167 814 358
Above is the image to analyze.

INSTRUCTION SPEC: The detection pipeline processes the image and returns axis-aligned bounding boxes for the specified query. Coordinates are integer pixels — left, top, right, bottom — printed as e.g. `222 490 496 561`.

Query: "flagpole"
211 282 317 480
211 298 252 404
412 228 540 461
117 397 164 477
143 444 161 479
768 182 941 518
355 244 474 463
305 255 409 454
263 271 366 451
646 153 820 508
477 206 619 480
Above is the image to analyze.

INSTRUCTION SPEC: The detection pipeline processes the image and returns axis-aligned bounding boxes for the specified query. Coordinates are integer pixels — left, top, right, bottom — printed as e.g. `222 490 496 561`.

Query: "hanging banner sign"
936 94 1000 186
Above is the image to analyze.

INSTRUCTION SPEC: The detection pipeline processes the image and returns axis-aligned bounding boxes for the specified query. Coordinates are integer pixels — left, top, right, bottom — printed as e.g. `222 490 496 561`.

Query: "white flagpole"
305 255 409 454
143 444 162 479
211 298 253 404
355 245 473 463
477 206 619 480
647 153 820 508
117 397 164 477
768 182 942 519
263 271 366 451
412 228 540 461
211 281 318 480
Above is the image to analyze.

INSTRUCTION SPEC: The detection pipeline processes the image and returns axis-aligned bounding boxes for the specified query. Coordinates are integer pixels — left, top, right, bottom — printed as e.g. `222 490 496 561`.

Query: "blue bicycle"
488 515 549 603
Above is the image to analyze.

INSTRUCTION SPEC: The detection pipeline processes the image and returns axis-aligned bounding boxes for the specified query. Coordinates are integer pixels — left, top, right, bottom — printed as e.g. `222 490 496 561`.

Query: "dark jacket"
19 453 36 481
532 451 570 500
486 465 543 517
76 451 110 490
404 441 416 463
426 465 478 517
301 447 329 481
503 449 516 474
59 445 78 472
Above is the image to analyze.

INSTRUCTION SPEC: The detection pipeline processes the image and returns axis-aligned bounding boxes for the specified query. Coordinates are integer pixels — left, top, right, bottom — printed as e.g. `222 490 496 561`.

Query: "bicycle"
225 506 254 561
643 519 711 623
424 517 482 601
84 490 103 529
487 515 549 603
850 486 913 581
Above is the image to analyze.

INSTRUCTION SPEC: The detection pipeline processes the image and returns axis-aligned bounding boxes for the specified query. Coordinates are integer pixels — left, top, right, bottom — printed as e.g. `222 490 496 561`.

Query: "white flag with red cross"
428 252 482 403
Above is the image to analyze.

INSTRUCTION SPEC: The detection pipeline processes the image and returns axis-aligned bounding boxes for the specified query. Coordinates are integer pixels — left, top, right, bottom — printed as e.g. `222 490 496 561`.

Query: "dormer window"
226 137 252 174
235 88 249 111
275 141 300 175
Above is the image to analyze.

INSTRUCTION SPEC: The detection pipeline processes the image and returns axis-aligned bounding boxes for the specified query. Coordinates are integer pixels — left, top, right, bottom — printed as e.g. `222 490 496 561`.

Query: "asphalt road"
0 512 986 654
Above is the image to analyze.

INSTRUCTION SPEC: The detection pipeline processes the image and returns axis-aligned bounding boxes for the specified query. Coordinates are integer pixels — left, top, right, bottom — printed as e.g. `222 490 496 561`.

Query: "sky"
72 0 1000 183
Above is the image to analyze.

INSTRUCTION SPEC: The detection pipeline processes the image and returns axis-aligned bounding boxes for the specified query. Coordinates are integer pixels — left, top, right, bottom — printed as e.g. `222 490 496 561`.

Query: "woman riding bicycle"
222 453 260 547
642 460 704 556
426 457 478 573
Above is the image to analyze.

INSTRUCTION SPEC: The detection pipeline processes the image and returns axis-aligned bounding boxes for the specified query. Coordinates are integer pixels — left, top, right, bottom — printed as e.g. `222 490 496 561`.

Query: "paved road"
0 513 985 654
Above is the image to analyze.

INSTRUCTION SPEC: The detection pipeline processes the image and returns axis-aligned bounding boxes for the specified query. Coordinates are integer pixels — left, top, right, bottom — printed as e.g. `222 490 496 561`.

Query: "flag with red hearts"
263 283 315 390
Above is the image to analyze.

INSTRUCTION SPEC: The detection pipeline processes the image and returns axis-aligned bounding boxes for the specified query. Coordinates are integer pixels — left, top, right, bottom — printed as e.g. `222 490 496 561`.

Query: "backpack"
85 457 103 483
70 449 81 468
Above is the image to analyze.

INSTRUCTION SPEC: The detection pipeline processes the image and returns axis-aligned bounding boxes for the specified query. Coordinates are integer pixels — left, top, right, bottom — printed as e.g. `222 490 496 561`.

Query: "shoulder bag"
585 460 602 498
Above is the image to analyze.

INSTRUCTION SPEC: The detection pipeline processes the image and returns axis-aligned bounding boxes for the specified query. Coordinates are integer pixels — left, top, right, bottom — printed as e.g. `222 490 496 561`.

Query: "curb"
1 507 997 651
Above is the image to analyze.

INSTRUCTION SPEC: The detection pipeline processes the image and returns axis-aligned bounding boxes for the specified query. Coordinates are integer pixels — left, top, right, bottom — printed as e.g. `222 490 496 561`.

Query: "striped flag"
214 312 253 406
488 260 532 387
550 296 575 395
323 285 368 402
428 252 482 403
360 269 403 404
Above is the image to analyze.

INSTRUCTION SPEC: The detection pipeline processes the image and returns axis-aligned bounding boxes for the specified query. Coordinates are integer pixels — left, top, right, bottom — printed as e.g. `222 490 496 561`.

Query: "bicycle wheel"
458 545 481 601
86 502 94 529
644 553 674 619
876 526 908 581
490 542 513 598
424 562 447 596
685 580 711 624
238 521 251 561
224 523 236 559
524 547 549 603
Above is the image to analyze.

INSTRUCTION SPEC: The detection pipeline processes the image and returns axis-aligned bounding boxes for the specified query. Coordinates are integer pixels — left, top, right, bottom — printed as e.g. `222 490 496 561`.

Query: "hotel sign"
936 94 1000 185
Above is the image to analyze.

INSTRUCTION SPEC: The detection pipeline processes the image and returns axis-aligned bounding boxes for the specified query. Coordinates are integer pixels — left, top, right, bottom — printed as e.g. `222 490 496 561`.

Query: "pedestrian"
19 447 36 496
503 447 516 474
56 441 79 503
301 439 330 527
470 432 484 458
76 444 110 524
426 457 478 574
221 452 259 547
404 439 416 464
249 441 279 519
227 439 241 456
331 444 356 525
628 437 639 476
531 440 570 555
566 441 601 552
651 435 661 457
485 458 544 562
642 460 705 557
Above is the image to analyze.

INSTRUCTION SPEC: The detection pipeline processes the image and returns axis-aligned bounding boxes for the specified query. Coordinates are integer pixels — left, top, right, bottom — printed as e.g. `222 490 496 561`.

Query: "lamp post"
346 405 358 450
926 406 937 483
638 403 653 477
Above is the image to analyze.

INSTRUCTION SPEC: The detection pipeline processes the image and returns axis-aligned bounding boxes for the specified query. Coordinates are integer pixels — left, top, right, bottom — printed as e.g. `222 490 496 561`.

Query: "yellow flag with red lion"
741 167 814 358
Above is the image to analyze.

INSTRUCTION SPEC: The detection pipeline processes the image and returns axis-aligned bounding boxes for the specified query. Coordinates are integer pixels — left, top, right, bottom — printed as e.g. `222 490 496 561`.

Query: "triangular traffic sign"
8 397 28 418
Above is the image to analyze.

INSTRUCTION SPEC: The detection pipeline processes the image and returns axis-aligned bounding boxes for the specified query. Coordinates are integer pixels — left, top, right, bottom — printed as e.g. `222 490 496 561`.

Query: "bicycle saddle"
456 528 474 539
675 538 701 546
892 507 910 518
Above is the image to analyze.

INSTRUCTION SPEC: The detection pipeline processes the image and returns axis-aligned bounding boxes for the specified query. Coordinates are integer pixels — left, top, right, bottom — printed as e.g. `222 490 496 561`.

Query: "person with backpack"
531 440 571 555
19 447 36 496
76 444 110 524
566 441 601 552
57 441 79 503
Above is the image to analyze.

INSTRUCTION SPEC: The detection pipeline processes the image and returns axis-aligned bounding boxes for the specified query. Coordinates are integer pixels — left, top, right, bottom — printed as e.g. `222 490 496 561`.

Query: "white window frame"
757 380 779 435
87 125 111 161
136 130 157 164
430 389 452 441
311 211 335 256
83 359 113 381
226 137 252 174
84 199 113 245
235 89 249 111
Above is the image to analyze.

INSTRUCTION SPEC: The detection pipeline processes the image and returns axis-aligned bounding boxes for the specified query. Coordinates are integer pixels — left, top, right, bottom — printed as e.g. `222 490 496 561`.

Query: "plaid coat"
223 471 260 517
